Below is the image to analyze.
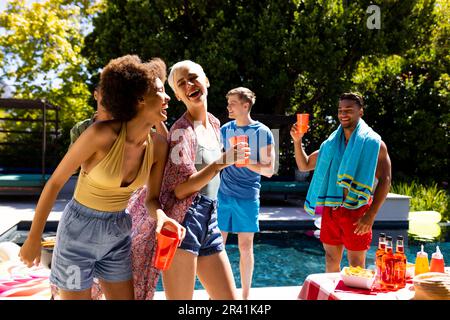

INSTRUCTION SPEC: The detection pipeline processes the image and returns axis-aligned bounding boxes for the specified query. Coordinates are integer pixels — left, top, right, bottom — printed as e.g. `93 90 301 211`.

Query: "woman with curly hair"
19 55 185 300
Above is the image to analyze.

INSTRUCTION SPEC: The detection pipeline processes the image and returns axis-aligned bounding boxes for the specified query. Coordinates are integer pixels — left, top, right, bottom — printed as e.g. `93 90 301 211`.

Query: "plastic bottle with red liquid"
381 236 396 290
393 235 407 289
375 233 386 283
430 245 445 273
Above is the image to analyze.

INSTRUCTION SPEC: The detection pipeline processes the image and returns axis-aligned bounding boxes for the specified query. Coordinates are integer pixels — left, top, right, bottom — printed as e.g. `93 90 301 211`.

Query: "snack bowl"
341 266 376 289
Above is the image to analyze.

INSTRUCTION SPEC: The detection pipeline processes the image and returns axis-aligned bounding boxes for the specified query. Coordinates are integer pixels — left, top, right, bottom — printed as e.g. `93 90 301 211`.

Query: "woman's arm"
19 124 110 267
145 134 185 239
174 142 249 199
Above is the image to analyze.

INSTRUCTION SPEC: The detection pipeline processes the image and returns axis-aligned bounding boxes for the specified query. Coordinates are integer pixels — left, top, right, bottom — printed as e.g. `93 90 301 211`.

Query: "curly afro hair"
100 55 166 122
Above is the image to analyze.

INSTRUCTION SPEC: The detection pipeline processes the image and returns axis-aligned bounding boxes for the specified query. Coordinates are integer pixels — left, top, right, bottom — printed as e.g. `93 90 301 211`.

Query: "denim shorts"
217 191 260 233
49 199 132 291
179 194 224 256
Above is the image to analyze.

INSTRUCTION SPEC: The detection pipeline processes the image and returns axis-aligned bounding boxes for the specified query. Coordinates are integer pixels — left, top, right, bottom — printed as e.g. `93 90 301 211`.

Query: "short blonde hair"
168 60 206 93
226 87 256 109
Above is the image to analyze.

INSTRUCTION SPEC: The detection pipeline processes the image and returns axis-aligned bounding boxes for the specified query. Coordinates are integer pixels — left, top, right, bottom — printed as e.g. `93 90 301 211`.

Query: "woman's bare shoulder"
151 131 169 160
151 131 168 146
84 120 122 145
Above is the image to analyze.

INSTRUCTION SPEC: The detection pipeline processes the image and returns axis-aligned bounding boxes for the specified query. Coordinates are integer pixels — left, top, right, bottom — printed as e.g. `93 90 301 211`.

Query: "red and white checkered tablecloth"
298 272 416 300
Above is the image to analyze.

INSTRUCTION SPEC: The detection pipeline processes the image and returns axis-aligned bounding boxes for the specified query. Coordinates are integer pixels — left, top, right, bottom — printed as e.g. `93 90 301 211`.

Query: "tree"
84 0 438 178
0 0 103 130
352 0 449 183
83 0 445 180
0 0 103 168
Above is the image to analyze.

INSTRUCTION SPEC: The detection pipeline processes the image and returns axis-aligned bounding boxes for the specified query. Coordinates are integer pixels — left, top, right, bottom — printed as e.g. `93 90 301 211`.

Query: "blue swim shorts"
179 194 224 256
217 191 260 233
49 199 132 291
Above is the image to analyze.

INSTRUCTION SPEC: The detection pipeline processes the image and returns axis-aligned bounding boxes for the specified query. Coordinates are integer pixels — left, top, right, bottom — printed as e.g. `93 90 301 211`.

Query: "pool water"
156 224 450 291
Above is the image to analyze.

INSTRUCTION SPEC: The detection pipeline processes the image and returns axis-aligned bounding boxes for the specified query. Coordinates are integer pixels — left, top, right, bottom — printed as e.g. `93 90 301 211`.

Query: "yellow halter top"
74 123 153 211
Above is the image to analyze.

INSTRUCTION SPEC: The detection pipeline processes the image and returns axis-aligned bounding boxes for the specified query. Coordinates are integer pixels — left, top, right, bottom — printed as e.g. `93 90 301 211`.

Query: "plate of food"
341 266 376 289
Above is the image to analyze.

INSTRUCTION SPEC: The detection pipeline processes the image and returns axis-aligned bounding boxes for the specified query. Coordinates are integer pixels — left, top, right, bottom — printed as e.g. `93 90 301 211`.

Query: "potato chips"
343 266 375 278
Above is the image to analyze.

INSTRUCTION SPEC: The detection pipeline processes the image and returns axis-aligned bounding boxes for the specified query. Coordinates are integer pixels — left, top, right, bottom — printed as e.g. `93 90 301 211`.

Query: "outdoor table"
298 272 416 300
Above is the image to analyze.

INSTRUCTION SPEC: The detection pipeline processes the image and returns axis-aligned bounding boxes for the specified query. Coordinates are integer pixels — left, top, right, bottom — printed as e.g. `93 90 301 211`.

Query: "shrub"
391 181 450 222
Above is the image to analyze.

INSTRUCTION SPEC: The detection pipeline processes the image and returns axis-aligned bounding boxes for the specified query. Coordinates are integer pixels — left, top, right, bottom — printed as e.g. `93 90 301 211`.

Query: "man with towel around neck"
290 92 391 272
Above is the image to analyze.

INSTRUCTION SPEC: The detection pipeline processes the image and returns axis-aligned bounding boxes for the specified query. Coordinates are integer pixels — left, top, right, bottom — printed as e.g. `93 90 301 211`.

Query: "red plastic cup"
296 113 309 133
153 228 180 271
229 135 249 168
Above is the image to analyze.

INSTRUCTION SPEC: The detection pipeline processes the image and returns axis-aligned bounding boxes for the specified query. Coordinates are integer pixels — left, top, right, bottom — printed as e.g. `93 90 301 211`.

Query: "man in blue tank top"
217 87 275 300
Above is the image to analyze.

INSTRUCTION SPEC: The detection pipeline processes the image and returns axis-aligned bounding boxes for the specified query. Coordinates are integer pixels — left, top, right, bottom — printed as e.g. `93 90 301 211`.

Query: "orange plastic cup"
229 135 249 168
296 113 309 133
153 228 180 271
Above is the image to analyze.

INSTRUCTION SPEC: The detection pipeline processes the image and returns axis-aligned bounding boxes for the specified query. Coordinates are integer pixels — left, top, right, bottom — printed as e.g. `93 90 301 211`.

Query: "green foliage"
84 0 445 179
0 0 102 137
0 0 104 169
391 181 450 221
85 0 434 116
1 0 447 182
0 105 62 170
353 0 449 183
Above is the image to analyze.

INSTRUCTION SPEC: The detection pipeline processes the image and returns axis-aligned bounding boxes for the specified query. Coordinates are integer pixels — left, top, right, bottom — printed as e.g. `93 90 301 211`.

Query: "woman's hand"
19 237 42 267
155 212 186 242
222 142 250 167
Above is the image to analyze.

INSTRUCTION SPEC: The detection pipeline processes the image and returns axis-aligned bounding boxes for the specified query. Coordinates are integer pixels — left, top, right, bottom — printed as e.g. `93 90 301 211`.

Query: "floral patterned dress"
128 112 221 298
160 112 221 222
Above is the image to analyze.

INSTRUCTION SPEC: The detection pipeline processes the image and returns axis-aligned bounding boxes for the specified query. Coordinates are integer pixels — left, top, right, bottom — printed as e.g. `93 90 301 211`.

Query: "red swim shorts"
319 204 372 251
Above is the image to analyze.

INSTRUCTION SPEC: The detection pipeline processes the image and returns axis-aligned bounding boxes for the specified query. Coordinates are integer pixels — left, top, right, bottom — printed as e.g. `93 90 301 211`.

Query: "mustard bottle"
414 244 430 276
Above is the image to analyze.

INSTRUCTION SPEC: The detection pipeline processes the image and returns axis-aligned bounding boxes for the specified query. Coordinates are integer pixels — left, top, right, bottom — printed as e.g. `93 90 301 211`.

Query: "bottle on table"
381 236 396 290
414 244 430 276
394 235 407 289
430 245 445 273
375 233 386 281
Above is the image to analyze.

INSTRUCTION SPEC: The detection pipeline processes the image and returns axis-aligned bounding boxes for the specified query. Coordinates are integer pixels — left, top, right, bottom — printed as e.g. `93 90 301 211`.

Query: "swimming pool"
2 218 446 291
156 223 450 291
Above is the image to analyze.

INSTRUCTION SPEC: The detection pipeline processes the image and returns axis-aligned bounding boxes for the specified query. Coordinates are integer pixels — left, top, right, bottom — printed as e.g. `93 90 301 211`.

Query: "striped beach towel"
304 119 381 216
